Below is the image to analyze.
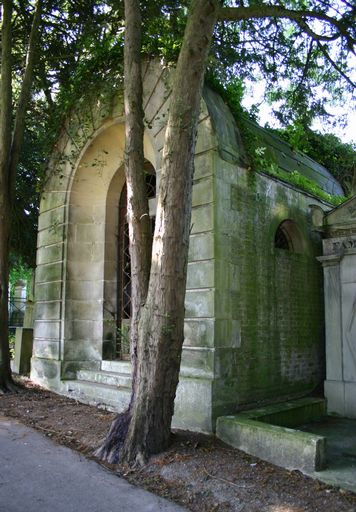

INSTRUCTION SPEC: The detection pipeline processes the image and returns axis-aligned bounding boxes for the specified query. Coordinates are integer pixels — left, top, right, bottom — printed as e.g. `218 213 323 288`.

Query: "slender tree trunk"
121 0 220 465
0 196 12 392
0 0 42 392
97 0 220 465
95 0 151 459
123 0 151 397
0 0 15 392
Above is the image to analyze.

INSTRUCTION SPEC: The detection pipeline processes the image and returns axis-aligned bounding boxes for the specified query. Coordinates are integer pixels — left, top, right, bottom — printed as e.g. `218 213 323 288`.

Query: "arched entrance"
103 161 156 360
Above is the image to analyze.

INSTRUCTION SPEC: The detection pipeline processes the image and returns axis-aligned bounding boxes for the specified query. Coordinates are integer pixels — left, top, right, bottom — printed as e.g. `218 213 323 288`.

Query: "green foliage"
7 0 355 270
273 124 356 194
8 334 15 360
207 72 351 205
9 260 33 297
264 165 346 206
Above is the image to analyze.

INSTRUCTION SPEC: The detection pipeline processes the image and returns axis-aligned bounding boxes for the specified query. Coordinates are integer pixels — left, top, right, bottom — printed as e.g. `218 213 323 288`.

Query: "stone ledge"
216 398 327 473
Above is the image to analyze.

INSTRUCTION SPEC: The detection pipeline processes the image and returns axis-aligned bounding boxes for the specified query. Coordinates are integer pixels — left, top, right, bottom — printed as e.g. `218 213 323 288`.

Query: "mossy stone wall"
212 160 326 421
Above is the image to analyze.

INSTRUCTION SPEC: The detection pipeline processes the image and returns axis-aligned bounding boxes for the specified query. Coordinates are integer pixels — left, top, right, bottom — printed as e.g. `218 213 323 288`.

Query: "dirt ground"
1 378 356 512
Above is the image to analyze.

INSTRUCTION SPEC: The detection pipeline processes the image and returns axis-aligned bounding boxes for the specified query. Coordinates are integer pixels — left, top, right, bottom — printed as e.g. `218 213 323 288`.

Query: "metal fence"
8 298 27 330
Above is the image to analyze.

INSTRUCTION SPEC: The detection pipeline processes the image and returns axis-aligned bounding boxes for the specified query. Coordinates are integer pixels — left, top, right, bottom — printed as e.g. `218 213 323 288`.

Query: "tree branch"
316 41 355 88
219 6 354 46
9 0 42 197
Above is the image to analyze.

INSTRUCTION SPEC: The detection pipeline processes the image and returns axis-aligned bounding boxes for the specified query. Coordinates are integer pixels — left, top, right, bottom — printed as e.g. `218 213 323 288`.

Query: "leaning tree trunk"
98 0 220 465
94 0 151 458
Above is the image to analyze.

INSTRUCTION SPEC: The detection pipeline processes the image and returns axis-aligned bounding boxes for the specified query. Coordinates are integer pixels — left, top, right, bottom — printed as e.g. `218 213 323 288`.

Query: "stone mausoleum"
30 60 353 433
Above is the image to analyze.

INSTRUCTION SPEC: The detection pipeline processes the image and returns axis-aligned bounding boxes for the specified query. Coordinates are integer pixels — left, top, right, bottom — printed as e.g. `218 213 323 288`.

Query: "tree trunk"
94 0 151 460
0 0 42 392
123 0 152 397
0 195 13 392
97 0 220 465
0 0 15 392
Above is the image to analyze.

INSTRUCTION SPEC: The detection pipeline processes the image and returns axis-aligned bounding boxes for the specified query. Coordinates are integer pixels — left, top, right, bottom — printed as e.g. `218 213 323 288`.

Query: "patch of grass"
264 165 346 206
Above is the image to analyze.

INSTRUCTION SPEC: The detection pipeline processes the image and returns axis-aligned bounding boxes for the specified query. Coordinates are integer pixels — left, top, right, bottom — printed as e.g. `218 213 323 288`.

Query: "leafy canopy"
7 0 356 270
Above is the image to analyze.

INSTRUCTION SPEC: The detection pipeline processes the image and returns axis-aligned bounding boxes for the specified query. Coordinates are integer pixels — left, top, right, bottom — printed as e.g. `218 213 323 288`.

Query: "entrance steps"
65 360 132 412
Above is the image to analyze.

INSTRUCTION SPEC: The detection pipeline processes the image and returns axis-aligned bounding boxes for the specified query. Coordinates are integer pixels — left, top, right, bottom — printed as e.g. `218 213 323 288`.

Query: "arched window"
274 220 305 253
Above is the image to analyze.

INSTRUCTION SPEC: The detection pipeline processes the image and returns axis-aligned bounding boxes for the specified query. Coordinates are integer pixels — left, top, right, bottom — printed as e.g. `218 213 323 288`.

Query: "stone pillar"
318 235 356 418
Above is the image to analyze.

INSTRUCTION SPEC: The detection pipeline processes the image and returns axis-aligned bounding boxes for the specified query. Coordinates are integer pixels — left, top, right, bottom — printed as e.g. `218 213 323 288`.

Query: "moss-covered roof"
203 87 344 197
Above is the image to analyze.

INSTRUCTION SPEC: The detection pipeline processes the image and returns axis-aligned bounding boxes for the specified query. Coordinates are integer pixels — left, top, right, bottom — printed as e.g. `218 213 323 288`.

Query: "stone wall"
212 162 326 420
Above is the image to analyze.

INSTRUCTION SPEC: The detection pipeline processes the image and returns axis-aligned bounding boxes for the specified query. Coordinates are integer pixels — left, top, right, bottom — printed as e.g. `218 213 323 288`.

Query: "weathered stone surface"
184 319 215 348
40 192 67 213
345 382 356 419
185 289 214 318
173 377 213 433
32 340 60 360
186 260 214 289
180 347 214 376
35 301 61 321
12 328 34 375
37 227 64 248
35 262 63 284
342 282 356 383
193 152 214 180
322 262 343 381
192 176 214 207
217 399 327 473
33 320 61 340
188 232 214 261
217 415 326 473
190 204 214 234
31 358 61 389
38 207 66 231
324 380 346 416
35 282 62 302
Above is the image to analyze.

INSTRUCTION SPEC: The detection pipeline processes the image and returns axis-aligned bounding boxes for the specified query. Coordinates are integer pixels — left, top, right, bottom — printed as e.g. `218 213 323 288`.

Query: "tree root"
0 377 19 394
93 410 131 464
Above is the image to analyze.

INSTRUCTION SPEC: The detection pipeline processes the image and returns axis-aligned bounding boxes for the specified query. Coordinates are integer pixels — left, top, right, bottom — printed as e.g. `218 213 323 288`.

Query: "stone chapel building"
30 60 351 432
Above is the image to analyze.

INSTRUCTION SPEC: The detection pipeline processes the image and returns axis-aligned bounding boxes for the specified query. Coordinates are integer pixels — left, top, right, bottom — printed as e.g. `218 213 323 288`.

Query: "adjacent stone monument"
317 196 356 418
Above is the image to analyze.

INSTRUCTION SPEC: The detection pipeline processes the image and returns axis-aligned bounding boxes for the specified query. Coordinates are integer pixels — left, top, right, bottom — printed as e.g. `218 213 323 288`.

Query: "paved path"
0 415 186 512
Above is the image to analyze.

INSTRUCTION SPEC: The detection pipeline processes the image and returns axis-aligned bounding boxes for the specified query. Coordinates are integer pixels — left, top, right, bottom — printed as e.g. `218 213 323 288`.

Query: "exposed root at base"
94 410 131 464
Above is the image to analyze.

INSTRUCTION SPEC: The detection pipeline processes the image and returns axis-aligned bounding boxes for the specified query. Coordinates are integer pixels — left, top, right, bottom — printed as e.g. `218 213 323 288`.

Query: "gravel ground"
1 378 356 512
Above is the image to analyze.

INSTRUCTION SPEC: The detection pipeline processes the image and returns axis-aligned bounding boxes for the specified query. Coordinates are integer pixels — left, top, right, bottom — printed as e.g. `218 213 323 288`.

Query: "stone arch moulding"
62 121 160 378
31 63 167 384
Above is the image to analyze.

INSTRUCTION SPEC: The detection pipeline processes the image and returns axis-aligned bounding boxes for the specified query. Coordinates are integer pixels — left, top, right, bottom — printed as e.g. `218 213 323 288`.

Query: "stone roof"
203 86 344 197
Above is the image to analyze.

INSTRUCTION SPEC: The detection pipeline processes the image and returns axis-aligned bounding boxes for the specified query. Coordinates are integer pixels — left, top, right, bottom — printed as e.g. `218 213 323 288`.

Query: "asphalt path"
0 415 186 512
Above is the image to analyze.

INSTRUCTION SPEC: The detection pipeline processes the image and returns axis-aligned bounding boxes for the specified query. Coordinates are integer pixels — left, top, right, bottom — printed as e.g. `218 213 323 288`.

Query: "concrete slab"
0 415 186 512
300 416 356 492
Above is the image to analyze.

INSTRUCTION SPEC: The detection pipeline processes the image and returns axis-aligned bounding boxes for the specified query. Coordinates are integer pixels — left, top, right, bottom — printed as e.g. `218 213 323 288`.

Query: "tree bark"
0 0 15 392
123 0 152 397
119 0 219 465
0 0 42 392
94 0 151 460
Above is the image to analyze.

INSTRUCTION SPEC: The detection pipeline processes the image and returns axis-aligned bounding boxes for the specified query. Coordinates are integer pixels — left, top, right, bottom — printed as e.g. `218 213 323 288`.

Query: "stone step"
77 369 132 388
65 380 131 412
101 360 132 374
